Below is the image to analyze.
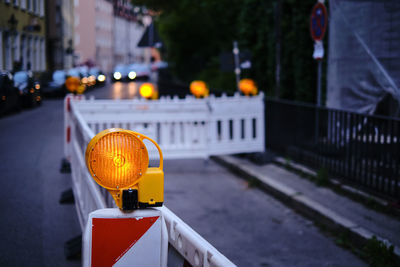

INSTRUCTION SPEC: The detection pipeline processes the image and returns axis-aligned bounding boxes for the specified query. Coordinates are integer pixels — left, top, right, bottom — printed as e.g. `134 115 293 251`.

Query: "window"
32 0 36 13
75 33 80 46
40 38 45 70
13 33 20 62
5 34 12 70
0 31 3 70
39 0 44 16
20 35 26 70
20 0 26 9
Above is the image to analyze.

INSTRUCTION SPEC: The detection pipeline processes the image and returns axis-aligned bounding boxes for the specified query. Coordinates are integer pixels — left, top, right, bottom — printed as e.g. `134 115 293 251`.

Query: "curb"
273 157 392 209
213 155 400 260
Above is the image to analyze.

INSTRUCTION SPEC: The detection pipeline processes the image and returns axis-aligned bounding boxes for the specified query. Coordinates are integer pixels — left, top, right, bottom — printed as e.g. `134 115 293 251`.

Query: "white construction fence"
64 93 265 266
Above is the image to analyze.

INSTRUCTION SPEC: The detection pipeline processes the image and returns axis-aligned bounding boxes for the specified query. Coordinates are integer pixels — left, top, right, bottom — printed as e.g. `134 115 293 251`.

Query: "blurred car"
112 64 129 82
13 70 41 108
68 67 93 91
89 67 106 86
76 66 96 89
0 72 20 116
42 70 67 97
66 68 86 94
127 63 151 81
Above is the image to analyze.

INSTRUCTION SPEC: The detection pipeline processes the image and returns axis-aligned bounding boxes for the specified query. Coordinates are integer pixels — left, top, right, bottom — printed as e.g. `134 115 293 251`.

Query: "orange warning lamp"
239 79 258 96
85 128 164 210
190 80 209 98
139 83 158 100
66 77 81 94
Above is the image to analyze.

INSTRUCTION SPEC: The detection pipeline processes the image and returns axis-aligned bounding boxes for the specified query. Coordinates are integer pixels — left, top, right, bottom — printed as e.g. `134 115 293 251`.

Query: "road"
0 81 366 266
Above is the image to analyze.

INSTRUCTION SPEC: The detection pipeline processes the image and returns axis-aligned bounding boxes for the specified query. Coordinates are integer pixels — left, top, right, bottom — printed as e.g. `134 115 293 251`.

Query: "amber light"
86 129 149 190
190 80 209 98
239 79 258 96
66 77 81 93
139 83 155 99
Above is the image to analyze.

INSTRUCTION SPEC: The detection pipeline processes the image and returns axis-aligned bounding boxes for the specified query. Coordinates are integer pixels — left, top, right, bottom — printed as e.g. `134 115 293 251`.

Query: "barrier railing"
71 93 265 159
64 94 253 266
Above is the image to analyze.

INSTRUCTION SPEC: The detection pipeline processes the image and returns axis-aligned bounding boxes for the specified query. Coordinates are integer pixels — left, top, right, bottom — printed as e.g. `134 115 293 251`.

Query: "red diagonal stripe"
91 216 159 267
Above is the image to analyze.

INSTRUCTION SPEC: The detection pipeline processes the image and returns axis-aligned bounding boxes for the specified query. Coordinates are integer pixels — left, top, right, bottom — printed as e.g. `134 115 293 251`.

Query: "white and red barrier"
83 208 168 267
64 93 262 266
69 92 265 159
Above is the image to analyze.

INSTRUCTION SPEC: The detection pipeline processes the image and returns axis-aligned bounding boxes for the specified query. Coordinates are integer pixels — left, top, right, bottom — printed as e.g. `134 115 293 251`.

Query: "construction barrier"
64 93 264 266
83 208 168 267
67 92 265 159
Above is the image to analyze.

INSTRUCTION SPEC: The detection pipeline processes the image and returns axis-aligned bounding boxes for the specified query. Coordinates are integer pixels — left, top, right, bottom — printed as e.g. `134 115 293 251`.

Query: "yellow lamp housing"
85 128 164 210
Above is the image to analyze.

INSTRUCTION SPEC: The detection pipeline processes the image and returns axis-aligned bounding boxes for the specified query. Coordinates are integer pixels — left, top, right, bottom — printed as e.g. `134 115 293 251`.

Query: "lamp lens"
88 132 148 189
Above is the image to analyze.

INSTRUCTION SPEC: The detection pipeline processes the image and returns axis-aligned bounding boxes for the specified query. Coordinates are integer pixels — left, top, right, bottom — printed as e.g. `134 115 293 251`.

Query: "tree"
133 0 325 103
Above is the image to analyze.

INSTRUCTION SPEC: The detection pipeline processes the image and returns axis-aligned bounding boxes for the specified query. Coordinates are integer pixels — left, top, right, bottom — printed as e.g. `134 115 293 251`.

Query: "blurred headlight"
35 84 40 90
128 71 136 80
97 74 106 82
113 72 122 80
82 77 88 84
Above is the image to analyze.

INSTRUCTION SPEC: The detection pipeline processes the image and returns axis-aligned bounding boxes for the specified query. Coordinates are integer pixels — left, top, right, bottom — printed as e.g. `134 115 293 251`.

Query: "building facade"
73 0 147 72
46 0 74 71
95 0 113 73
74 0 113 73
113 0 146 66
0 0 46 72
73 0 96 67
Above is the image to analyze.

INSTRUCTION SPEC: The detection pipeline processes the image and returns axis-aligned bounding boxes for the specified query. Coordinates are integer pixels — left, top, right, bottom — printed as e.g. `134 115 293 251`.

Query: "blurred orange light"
239 79 258 96
66 77 81 93
76 85 86 94
82 77 88 84
35 84 40 90
139 83 155 99
190 80 209 98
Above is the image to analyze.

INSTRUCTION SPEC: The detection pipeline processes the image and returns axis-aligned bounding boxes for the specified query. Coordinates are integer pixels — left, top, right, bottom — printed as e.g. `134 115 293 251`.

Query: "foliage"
133 0 326 102
362 236 397 267
316 167 329 186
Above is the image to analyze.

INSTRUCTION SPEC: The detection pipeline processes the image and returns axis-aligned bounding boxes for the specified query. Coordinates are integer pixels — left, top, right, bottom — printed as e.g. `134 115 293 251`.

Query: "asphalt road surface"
0 81 366 266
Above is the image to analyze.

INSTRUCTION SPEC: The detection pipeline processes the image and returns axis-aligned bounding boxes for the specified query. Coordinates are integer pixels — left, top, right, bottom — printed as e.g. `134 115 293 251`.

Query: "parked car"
127 63 151 81
66 68 86 94
13 71 41 108
0 72 20 116
77 66 96 89
89 67 106 86
112 64 129 82
42 70 67 97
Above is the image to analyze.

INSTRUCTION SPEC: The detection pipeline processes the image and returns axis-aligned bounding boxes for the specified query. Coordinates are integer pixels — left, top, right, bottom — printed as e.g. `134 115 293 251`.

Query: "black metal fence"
266 98 400 201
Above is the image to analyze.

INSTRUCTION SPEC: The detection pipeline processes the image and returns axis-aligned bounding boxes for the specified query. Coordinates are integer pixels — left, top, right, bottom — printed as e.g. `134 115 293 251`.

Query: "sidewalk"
214 155 400 259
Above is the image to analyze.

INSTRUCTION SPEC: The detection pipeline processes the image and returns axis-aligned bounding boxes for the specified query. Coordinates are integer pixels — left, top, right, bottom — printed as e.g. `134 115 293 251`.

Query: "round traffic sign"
310 2 328 41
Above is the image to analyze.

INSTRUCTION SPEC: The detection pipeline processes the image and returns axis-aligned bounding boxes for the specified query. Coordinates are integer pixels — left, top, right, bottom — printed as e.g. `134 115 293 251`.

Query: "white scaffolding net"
327 0 400 116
